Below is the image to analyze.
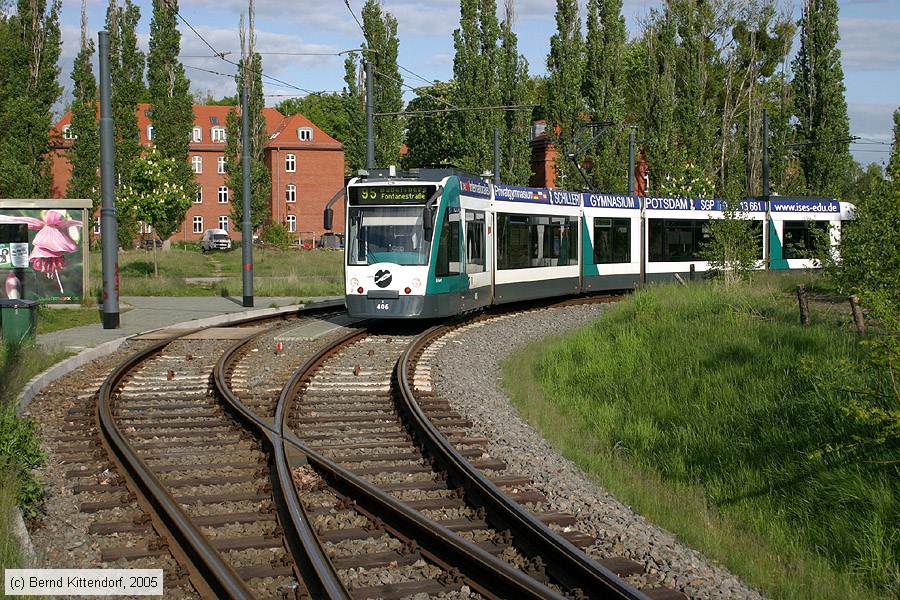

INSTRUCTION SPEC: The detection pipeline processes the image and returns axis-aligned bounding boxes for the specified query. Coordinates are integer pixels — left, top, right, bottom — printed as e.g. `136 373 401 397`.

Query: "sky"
55 0 900 167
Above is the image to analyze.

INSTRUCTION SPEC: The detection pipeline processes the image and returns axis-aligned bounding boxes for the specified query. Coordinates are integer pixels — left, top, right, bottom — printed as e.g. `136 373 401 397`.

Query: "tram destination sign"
349 185 438 205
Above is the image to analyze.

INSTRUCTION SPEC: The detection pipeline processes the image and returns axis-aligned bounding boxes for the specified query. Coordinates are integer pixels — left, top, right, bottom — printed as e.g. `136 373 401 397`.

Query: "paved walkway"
38 295 341 352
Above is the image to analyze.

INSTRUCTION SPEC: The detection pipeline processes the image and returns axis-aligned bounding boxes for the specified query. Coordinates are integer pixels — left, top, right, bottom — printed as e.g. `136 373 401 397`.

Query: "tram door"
463 209 491 311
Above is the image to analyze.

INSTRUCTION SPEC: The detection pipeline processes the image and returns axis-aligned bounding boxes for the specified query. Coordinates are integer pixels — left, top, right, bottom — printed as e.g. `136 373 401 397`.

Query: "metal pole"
241 80 253 307
98 31 119 329
763 108 771 270
493 127 501 184
628 129 636 196
365 60 375 170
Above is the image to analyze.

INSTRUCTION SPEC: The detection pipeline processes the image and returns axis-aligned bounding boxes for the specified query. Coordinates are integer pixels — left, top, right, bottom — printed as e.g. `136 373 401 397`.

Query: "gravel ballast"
431 304 765 600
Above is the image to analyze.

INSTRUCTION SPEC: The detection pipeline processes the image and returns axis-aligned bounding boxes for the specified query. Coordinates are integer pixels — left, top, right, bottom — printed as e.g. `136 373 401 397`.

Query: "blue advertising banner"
770 199 840 213
582 194 641 209
457 177 492 199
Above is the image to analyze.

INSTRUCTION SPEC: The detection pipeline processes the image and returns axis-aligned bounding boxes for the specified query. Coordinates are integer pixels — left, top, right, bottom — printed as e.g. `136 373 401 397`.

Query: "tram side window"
435 208 461 277
783 220 829 259
465 211 486 273
593 218 631 264
497 213 578 269
648 219 710 262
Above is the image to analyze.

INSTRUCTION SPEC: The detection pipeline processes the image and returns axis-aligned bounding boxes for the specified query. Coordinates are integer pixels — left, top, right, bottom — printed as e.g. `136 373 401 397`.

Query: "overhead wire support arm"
565 121 617 192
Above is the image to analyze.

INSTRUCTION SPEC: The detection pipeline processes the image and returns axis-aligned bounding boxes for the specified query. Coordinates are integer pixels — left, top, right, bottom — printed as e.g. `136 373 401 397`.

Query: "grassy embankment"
503 277 897 599
1 342 67 573
88 247 344 298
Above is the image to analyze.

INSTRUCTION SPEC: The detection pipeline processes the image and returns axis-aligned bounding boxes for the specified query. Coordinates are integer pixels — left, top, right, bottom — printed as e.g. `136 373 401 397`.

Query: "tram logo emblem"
374 270 392 288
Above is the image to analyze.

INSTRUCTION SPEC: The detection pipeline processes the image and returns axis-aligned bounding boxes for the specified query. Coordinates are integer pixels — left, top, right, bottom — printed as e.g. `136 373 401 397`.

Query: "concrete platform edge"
11 297 344 567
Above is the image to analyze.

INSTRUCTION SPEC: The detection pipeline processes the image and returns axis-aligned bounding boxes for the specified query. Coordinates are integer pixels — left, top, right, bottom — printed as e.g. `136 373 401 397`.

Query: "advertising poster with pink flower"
0 206 88 304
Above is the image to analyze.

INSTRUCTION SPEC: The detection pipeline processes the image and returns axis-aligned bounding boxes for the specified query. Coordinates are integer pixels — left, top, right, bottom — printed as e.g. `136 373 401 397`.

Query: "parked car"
200 229 232 252
317 232 344 250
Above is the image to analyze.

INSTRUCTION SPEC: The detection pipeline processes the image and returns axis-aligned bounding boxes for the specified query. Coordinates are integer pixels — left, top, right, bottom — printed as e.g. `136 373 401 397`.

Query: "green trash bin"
0 299 37 344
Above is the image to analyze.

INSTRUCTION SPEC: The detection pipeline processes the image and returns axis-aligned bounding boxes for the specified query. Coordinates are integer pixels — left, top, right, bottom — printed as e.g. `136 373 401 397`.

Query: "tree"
224 9 271 231
402 82 457 169
118 149 192 276
545 0 584 188
361 0 403 167
147 0 194 202
342 54 365 174
0 0 62 198
700 202 761 286
451 0 500 175
67 0 99 220
889 107 900 179
583 0 627 192
497 0 532 185
791 0 852 197
277 93 351 149
106 0 145 189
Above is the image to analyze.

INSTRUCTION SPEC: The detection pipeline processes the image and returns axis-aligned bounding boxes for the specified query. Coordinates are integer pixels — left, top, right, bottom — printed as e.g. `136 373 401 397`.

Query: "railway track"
60 297 688 598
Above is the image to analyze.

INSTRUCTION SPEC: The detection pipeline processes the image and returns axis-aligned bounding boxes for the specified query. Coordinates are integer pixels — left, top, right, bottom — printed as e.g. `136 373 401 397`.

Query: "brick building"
49 103 345 242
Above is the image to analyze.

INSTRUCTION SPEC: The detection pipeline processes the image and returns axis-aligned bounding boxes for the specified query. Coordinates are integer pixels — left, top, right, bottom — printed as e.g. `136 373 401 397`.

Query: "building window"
193 216 203 233
496 213 578 270
218 186 229 203
192 127 202 142
218 215 229 231
297 127 313 142
217 156 225 174
285 184 296 203
147 125 154 141
192 155 202 173
194 187 202 203
593 218 631 264
285 153 296 172
211 126 226 143
286 214 296 233
62 124 76 140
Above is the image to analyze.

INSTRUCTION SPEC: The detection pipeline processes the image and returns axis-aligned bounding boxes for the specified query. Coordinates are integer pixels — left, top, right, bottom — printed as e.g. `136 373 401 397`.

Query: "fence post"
849 295 867 336
797 285 810 326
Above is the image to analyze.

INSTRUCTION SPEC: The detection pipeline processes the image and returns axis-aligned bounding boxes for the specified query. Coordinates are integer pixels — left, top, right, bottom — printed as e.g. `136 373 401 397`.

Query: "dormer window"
62 124 76 140
297 127 313 142
147 125 154 141
211 127 226 143
192 126 202 142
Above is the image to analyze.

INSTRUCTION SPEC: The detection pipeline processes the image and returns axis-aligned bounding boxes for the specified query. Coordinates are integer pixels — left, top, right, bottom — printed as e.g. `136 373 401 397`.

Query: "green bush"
0 407 45 518
261 223 292 249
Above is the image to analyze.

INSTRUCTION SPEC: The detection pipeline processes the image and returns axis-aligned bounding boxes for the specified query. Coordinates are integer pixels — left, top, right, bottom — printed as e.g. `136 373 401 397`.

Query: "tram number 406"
375 302 391 310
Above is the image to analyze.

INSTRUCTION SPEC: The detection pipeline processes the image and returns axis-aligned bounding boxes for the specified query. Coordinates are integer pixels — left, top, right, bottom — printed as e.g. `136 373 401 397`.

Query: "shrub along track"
214 296 687 599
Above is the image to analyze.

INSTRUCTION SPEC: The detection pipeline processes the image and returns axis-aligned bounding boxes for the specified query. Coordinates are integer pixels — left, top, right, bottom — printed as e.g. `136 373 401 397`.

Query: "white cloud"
840 18 900 71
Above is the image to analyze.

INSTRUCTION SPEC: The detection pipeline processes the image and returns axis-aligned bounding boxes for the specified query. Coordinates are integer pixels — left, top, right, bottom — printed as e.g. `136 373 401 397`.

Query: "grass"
0 341 66 580
35 306 100 335
88 247 344 297
502 277 898 599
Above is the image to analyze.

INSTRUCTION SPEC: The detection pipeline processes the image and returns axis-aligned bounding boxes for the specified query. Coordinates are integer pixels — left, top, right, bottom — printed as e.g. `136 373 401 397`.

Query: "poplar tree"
361 0 403 167
791 0 852 197
888 107 900 179
402 82 457 170
545 0 584 188
225 11 271 230
67 0 100 217
451 0 501 175
497 0 532 185
583 0 627 192
0 0 62 198
342 55 365 174
106 0 145 188
147 0 195 205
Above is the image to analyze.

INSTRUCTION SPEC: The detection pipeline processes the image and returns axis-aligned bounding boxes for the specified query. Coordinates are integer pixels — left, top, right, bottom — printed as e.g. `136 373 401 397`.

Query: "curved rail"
398 319 649 599
97 334 253 600
96 299 346 599
216 326 569 599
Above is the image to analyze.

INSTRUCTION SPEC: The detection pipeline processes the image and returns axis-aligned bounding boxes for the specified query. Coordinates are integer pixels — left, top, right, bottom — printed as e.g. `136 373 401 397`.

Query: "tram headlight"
350 278 359 287
411 278 422 289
